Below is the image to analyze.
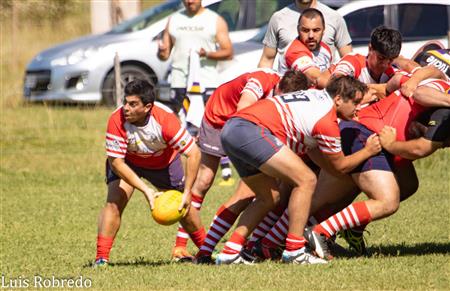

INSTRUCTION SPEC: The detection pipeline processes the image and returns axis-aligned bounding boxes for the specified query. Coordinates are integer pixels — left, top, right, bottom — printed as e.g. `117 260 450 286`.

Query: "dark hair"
124 79 155 105
278 70 309 93
298 8 325 29
326 76 368 101
370 26 402 59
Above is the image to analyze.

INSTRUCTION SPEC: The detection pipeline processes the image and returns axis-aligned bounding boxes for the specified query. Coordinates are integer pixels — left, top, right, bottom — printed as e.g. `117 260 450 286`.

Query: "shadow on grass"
367 241 450 257
83 257 177 268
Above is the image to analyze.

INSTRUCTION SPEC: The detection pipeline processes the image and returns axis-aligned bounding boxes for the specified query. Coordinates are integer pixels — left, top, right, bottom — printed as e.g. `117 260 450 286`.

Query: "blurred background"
1 0 449 108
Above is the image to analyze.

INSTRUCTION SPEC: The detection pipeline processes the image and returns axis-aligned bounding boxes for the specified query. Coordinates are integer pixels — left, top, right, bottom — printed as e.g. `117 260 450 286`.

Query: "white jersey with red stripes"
332 53 396 84
105 102 195 169
278 38 332 75
236 89 341 156
204 68 281 128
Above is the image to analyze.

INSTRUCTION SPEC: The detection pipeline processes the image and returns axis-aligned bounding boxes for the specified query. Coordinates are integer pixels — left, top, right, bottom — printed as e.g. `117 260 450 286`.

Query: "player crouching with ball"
94 79 200 267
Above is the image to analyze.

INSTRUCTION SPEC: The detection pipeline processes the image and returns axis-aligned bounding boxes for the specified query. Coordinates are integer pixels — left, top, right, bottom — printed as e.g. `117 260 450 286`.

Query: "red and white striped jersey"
236 89 341 156
105 102 195 169
357 78 450 141
278 38 332 75
204 68 281 128
332 53 396 84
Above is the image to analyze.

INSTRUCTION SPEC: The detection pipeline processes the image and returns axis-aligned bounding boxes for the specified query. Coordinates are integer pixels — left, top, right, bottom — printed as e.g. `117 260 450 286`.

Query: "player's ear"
334 94 343 107
144 102 153 113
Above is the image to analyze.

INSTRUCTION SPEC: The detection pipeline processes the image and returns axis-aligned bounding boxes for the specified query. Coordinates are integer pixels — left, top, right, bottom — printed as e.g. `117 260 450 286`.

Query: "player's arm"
413 86 450 107
157 18 173 61
401 65 446 97
303 67 331 89
321 133 381 175
338 44 352 58
379 126 443 160
180 143 201 210
108 157 157 208
258 46 277 68
236 91 259 111
199 16 233 60
392 56 420 73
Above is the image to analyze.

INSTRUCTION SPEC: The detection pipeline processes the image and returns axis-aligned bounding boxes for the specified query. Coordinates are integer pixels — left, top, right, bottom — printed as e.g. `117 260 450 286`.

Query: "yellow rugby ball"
152 190 186 225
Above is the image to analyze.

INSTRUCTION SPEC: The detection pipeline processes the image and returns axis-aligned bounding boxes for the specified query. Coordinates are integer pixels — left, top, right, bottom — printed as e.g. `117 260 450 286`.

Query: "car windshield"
108 0 183 34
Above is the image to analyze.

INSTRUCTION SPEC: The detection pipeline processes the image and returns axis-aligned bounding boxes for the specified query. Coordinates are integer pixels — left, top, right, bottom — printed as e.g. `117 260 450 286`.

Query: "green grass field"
1 2 450 290
0 105 449 290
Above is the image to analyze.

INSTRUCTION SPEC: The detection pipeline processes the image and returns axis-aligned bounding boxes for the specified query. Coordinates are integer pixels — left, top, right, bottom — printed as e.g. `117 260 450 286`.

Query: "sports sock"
174 192 204 248
247 206 283 249
285 233 306 252
198 205 238 255
261 209 289 248
222 232 246 255
96 235 114 261
189 228 206 248
313 201 372 238
308 208 336 226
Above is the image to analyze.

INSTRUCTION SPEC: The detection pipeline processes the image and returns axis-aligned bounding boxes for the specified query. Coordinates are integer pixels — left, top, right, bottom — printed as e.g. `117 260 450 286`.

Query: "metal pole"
114 52 122 107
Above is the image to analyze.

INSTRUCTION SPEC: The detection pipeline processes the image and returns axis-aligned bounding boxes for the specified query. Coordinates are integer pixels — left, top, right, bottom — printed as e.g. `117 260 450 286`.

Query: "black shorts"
105 155 184 191
420 108 450 142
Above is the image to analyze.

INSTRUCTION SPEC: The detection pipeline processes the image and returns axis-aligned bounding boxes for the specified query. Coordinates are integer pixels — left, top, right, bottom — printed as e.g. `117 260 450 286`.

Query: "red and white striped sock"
314 201 372 238
222 232 246 255
261 209 289 248
307 208 336 226
285 233 306 252
198 205 238 256
174 193 204 248
247 207 284 249
189 227 206 248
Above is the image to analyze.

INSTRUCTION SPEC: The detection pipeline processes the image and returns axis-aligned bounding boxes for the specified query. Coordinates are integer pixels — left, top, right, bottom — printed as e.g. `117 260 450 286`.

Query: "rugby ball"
152 190 186 225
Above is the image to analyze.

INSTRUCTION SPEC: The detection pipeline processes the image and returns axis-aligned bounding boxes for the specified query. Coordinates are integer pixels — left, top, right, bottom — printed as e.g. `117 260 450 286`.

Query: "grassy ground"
0 105 449 290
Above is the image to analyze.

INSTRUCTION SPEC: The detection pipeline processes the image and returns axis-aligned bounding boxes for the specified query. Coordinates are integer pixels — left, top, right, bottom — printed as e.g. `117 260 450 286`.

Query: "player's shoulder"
151 102 176 120
273 3 298 18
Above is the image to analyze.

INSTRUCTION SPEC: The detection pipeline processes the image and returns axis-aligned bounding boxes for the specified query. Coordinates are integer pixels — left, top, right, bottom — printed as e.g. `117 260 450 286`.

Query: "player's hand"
400 79 418 98
361 88 379 105
179 190 191 213
198 48 208 58
365 133 382 155
379 126 397 150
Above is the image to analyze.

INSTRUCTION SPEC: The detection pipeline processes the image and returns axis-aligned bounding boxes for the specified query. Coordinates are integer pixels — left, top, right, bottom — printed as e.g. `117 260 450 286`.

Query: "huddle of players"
95 7 449 266
186 9 450 265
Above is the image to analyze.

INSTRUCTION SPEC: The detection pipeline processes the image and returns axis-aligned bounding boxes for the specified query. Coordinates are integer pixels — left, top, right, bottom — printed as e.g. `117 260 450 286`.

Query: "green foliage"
0 105 449 290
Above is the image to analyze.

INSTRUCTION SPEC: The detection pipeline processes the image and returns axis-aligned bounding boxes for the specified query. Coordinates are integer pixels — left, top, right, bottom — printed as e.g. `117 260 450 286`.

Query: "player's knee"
194 173 215 193
104 201 124 217
381 197 400 216
298 171 317 191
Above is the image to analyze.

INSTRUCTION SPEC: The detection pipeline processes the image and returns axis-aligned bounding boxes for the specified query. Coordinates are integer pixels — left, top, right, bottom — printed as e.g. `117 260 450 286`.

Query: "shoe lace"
338 229 370 253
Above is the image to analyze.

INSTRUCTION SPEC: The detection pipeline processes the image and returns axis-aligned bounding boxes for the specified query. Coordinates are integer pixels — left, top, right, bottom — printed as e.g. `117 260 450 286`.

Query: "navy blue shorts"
105 155 185 191
220 117 283 177
340 120 394 173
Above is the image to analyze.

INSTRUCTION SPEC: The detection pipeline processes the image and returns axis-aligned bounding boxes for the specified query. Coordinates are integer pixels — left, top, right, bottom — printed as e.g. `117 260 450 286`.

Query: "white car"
24 0 292 105
219 0 450 84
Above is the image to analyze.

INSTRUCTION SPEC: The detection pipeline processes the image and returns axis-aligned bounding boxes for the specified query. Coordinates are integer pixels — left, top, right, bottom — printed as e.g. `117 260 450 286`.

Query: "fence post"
114 52 122 107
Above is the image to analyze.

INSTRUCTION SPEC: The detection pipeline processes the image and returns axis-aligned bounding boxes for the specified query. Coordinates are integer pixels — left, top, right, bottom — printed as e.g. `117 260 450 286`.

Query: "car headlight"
50 46 104 66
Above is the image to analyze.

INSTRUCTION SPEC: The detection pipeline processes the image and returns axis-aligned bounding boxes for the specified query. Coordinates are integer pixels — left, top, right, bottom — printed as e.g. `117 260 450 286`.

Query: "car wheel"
101 65 156 106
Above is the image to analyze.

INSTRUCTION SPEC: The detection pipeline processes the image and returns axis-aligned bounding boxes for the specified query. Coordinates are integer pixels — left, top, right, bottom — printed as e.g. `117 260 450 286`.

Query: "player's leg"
196 180 254 263
96 162 135 265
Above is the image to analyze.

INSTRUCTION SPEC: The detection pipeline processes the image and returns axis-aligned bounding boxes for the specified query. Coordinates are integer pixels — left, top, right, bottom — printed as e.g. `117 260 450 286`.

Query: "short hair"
124 79 155 106
278 70 309 93
298 8 325 29
370 26 402 59
326 76 368 102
